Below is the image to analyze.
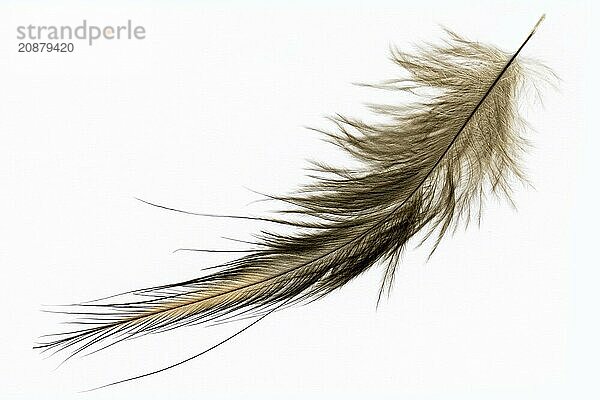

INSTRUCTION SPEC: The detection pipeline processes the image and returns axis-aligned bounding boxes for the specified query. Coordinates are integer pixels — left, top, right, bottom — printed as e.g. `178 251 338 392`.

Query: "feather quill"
37 15 550 376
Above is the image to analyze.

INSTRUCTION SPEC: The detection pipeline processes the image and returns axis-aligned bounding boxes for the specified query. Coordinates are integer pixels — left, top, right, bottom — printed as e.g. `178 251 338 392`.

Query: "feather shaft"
37 16 550 372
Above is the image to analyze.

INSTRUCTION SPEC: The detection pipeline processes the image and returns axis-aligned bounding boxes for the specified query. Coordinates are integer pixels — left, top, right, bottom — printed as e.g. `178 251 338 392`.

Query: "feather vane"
37 16 549 367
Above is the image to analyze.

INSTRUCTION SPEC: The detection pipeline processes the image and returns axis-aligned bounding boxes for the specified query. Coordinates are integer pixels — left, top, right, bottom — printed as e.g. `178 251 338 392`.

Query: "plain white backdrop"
0 1 596 399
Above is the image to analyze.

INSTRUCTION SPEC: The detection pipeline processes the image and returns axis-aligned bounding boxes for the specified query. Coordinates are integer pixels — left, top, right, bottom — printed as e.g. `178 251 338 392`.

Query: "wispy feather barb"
37 15 551 377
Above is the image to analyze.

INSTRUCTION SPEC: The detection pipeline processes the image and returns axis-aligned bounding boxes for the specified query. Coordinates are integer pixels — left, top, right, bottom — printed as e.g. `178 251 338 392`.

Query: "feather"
37 15 551 376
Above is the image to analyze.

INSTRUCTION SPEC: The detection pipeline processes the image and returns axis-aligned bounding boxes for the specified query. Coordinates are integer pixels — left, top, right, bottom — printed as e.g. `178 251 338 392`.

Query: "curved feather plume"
37 16 550 368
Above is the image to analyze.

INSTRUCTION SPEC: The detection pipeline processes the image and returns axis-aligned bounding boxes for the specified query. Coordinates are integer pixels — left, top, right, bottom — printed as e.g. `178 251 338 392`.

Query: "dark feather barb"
37 15 551 382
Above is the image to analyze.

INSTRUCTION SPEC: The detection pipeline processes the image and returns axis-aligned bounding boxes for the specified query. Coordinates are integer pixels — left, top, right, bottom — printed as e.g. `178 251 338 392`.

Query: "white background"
0 1 596 399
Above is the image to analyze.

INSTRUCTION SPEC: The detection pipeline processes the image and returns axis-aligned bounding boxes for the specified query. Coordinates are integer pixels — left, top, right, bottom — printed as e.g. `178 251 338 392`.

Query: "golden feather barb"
37 16 550 368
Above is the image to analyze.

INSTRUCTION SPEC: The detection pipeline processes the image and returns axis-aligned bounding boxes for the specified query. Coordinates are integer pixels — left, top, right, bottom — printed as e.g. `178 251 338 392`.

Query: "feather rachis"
37 17 551 371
